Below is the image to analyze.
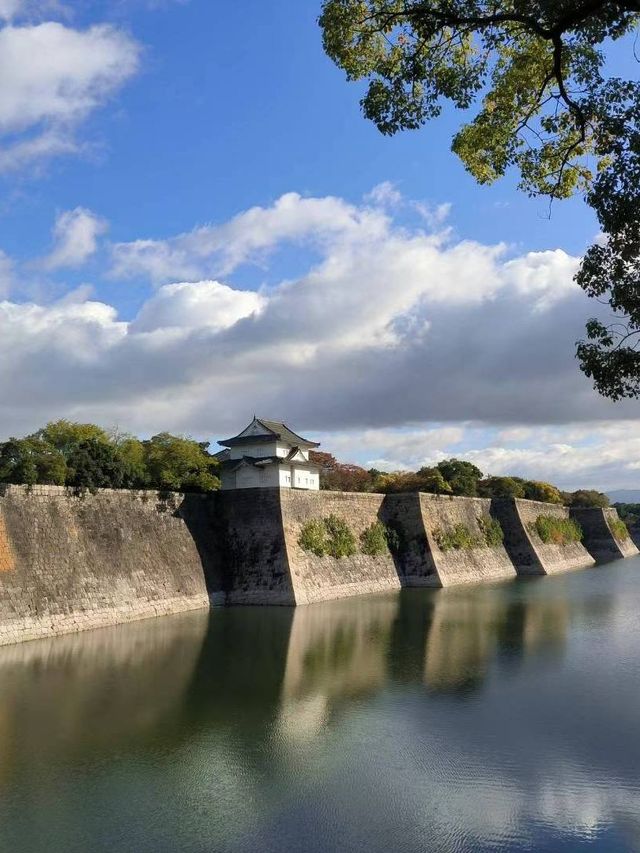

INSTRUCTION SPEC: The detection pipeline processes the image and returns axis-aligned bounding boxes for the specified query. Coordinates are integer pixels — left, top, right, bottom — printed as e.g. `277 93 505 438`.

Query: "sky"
0 0 638 491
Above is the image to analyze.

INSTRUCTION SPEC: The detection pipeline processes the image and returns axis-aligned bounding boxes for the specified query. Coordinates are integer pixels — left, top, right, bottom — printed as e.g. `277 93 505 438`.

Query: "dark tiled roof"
220 453 319 472
219 417 320 449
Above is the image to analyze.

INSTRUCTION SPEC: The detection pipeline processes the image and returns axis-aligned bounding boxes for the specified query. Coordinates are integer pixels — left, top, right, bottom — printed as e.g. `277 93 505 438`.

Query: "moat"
2 558 640 853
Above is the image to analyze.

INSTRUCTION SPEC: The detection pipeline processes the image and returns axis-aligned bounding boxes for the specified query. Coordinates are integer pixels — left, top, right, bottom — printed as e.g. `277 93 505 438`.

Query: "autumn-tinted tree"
523 480 564 504
320 1 640 398
309 450 374 491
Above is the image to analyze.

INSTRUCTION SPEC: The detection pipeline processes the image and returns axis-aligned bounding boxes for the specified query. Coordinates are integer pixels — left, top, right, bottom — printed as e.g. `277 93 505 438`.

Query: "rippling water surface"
2 558 640 852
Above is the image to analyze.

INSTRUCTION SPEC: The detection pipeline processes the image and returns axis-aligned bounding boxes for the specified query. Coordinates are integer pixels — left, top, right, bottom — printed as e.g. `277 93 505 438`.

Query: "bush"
324 514 357 557
360 521 391 556
478 515 504 547
610 518 630 541
298 519 328 556
433 523 483 551
298 515 357 558
530 515 583 545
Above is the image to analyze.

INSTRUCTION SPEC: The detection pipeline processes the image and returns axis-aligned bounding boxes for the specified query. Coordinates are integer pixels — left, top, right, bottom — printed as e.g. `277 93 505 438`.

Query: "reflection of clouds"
3 563 640 852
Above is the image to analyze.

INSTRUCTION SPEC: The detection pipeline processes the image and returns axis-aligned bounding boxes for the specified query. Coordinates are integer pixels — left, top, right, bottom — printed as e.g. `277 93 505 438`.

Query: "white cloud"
0 22 140 170
0 0 22 19
131 280 265 334
0 189 637 489
110 191 389 283
42 207 107 269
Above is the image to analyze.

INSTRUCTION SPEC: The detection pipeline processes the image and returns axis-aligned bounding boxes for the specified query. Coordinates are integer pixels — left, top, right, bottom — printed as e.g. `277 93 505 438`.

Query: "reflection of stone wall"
0 609 208 780
571 507 639 562
494 498 595 575
278 595 398 739
0 485 211 645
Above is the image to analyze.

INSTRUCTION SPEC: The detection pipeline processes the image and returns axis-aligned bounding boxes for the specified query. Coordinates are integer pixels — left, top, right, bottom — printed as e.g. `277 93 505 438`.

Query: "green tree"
66 439 130 493
143 433 220 493
478 475 526 498
320 1 640 398
436 459 483 496
37 420 110 456
416 466 452 494
566 488 610 508
114 437 149 488
0 437 67 486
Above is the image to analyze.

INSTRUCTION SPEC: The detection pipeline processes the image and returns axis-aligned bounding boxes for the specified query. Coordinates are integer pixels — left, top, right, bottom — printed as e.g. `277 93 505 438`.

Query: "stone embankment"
571 506 639 562
0 484 636 646
0 485 214 647
492 498 595 575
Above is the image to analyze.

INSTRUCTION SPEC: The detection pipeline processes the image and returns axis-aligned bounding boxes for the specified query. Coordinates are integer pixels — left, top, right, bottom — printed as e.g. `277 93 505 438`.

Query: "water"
2 559 640 853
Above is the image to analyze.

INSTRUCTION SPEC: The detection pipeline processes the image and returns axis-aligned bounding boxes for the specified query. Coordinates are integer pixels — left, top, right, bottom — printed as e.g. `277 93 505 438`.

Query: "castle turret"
215 417 320 491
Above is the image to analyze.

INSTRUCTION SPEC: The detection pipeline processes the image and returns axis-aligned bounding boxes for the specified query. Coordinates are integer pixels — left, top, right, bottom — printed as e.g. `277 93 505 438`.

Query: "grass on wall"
530 515 583 545
610 518 630 541
432 516 505 552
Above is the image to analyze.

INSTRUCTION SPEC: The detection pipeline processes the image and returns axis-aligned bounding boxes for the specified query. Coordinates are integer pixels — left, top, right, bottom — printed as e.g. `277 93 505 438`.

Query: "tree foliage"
0 421 220 494
436 458 483 495
320 1 640 398
478 475 525 498
565 488 610 507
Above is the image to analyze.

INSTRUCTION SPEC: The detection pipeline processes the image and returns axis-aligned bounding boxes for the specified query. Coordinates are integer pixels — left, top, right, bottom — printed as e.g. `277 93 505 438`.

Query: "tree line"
309 452 610 508
0 421 220 494
0 423 611 507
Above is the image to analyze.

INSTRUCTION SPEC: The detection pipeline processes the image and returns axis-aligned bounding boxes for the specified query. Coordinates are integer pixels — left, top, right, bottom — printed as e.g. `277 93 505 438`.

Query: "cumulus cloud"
131 280 265 334
0 21 140 170
0 189 637 488
42 207 107 269
110 191 389 283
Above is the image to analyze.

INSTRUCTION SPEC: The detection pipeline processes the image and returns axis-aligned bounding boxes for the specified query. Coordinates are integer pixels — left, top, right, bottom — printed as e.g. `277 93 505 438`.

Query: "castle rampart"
0 484 635 646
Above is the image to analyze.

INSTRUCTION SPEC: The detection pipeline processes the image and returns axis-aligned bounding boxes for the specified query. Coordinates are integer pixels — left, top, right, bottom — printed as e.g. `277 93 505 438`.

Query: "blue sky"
0 0 638 490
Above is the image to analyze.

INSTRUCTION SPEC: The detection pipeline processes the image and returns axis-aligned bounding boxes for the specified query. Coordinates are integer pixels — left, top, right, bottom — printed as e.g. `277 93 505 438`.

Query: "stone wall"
0 485 212 646
571 507 639 562
214 488 294 605
280 489 401 604
494 498 595 575
417 494 517 586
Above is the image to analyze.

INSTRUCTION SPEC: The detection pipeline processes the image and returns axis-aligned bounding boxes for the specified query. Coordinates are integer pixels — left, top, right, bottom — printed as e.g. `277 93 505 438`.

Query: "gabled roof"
218 417 320 449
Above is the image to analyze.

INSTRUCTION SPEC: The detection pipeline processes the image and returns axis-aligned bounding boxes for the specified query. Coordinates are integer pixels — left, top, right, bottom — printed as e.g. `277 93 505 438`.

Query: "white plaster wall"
229 441 278 460
292 468 319 490
235 465 279 489
279 466 293 487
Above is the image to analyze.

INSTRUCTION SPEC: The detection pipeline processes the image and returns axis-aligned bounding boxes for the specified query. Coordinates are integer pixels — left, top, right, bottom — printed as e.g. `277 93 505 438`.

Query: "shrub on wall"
298 515 357 558
298 519 329 556
610 518 630 541
360 521 397 556
530 515 583 545
324 514 357 558
433 523 483 551
432 516 504 551
478 515 505 547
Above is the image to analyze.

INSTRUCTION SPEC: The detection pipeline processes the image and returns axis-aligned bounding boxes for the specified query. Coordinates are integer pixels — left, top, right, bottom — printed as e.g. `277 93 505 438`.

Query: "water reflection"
0 560 639 853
